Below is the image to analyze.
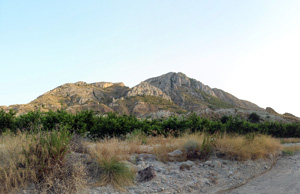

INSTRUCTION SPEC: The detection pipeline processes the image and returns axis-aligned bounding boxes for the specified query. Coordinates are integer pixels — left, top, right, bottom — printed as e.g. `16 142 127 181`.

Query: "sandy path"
227 151 300 194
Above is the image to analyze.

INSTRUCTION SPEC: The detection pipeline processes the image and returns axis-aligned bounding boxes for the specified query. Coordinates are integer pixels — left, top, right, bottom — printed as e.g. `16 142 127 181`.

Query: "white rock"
168 149 183 157
211 160 222 169
181 160 194 167
203 160 212 166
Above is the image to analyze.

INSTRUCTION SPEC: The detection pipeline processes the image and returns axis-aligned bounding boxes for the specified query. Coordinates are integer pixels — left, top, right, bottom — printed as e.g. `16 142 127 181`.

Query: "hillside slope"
1 72 298 122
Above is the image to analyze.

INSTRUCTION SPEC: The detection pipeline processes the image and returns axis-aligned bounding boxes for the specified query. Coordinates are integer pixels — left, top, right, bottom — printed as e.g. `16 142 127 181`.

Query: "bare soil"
227 151 300 194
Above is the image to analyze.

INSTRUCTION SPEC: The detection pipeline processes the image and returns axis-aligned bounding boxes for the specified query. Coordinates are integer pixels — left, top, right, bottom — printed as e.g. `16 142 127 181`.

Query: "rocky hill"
144 72 263 111
1 72 299 122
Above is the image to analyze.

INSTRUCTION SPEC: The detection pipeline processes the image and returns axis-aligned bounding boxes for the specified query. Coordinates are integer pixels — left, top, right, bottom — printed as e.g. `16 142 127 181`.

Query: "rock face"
144 72 262 111
144 72 231 111
90 82 125 89
126 82 171 101
145 72 217 97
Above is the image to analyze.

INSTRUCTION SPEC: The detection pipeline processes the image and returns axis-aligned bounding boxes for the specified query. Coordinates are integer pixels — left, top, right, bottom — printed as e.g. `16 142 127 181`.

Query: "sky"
0 0 299 117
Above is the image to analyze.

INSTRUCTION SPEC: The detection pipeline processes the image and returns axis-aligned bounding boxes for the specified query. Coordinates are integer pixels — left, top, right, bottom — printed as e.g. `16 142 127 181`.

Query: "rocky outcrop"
145 72 262 111
126 82 171 101
90 82 125 89
144 72 218 110
283 113 298 118
145 72 216 97
266 107 279 115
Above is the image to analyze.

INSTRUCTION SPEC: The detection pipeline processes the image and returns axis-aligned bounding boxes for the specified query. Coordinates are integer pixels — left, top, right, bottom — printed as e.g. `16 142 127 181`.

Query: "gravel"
85 151 280 194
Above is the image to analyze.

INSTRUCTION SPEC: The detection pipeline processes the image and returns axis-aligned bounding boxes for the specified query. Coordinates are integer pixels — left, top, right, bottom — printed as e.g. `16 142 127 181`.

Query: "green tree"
248 112 260 123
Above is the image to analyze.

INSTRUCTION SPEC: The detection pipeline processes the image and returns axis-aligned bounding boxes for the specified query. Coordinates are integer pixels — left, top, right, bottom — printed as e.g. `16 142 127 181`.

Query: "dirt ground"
227 151 300 194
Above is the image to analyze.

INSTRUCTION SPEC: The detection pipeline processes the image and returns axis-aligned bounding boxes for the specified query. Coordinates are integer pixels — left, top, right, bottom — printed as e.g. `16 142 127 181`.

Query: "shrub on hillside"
248 112 260 123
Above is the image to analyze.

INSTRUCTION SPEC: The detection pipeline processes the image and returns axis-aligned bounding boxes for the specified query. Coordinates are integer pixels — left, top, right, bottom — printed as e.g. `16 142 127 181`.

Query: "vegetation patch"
214 134 282 160
94 158 135 191
0 109 299 192
2 109 300 138
0 129 87 194
282 145 300 156
280 138 300 144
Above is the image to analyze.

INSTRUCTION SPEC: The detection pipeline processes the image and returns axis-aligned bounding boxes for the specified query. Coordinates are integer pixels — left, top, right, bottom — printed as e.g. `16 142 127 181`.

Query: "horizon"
1 1 300 117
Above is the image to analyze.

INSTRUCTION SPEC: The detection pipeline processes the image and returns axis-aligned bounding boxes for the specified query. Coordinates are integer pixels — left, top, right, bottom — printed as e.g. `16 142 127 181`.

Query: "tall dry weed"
0 130 88 194
214 134 282 160
0 131 35 194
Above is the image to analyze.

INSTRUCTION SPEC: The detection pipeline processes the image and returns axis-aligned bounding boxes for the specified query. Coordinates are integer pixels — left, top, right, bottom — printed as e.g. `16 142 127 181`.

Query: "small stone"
203 160 212 166
137 161 148 171
211 160 222 169
180 160 195 170
264 165 269 169
168 150 183 157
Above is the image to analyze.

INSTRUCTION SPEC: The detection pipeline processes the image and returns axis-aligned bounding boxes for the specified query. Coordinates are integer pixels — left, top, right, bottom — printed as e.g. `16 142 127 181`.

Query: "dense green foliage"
1 109 300 138
248 112 261 123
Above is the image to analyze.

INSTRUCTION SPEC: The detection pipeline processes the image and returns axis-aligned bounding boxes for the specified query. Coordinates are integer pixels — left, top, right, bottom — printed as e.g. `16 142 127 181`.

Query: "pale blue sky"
1 0 300 116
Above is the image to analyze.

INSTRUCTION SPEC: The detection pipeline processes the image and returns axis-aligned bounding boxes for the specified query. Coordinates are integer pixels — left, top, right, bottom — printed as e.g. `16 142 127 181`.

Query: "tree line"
1 109 300 138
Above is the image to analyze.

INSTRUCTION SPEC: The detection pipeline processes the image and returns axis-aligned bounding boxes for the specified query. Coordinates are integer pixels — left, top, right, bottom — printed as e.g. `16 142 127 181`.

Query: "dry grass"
87 132 198 162
146 132 206 161
88 132 282 162
0 131 35 194
0 131 87 194
214 134 282 160
86 138 137 191
92 158 135 191
87 137 144 161
279 138 300 144
147 135 185 161
1 130 284 193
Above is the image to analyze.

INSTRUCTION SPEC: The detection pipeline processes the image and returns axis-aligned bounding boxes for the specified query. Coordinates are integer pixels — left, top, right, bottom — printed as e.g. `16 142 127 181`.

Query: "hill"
1 72 298 122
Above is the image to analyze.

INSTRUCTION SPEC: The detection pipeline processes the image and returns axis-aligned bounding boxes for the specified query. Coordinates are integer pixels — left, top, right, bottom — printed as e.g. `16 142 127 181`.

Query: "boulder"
137 166 157 182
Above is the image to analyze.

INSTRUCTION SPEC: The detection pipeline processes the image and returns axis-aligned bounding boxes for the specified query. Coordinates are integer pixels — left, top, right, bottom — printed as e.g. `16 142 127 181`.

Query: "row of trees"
1 109 300 138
